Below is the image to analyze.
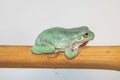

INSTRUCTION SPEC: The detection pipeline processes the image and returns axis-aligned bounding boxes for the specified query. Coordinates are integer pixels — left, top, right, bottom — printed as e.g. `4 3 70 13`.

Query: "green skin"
32 26 94 59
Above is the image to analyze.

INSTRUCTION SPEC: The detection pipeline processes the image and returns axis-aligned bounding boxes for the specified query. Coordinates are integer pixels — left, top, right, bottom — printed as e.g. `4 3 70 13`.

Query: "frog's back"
36 27 72 48
38 27 68 38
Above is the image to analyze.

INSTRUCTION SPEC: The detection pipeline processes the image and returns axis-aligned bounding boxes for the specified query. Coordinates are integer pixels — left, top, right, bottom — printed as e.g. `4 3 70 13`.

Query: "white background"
0 0 120 80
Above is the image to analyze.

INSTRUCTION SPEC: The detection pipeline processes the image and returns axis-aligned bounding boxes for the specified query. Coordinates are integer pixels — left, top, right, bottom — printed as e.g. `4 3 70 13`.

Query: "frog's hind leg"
32 43 55 54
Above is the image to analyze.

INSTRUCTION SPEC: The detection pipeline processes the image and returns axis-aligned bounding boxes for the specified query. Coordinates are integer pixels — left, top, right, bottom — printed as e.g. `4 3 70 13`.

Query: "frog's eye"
83 32 88 38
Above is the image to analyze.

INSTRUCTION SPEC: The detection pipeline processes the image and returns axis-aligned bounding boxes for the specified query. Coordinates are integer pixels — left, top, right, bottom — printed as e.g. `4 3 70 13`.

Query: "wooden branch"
0 46 120 70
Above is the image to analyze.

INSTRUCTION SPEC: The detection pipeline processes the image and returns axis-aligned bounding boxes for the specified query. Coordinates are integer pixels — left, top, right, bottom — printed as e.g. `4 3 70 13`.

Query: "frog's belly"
55 48 66 52
53 43 69 52
55 42 83 52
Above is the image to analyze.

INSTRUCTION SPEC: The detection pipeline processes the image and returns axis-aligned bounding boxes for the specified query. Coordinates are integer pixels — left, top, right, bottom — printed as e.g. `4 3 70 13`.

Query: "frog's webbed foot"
65 47 81 59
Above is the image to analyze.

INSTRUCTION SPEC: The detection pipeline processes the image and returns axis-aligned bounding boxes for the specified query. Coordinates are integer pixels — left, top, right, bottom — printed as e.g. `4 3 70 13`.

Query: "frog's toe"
65 48 81 59
32 46 41 54
65 49 76 59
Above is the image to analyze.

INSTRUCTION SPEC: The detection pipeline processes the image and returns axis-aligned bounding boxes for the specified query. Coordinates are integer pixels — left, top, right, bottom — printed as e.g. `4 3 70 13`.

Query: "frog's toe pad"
65 49 75 59
32 46 42 54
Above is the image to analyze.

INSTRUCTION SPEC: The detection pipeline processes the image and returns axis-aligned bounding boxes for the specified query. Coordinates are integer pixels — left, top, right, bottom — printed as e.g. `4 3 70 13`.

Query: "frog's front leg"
32 43 55 54
65 47 81 59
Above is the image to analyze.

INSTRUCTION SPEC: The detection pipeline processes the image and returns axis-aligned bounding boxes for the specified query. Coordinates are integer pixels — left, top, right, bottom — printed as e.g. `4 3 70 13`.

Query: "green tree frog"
32 26 94 59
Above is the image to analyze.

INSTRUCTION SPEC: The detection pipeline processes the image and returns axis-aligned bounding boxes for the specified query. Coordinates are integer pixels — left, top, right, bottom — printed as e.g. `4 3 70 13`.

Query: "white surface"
0 0 120 80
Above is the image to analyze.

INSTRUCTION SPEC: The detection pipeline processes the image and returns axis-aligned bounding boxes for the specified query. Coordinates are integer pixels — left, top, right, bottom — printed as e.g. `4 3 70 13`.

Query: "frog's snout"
91 32 95 40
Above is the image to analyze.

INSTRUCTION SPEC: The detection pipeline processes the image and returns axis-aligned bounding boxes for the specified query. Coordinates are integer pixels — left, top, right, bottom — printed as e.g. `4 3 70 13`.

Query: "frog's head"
73 26 95 44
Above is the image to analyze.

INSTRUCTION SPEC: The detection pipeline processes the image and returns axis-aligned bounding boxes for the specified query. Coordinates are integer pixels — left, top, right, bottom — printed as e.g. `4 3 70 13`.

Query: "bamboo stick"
0 46 120 70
